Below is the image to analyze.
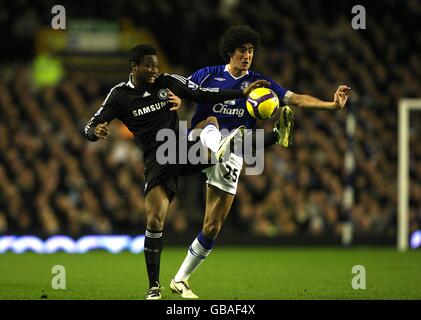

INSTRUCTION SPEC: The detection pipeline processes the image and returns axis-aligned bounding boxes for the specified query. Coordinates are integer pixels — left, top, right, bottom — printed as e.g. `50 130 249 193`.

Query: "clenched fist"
94 122 109 139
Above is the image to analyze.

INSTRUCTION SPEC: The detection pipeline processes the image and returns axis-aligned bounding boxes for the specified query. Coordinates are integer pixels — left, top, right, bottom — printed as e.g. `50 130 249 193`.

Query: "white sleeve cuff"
283 90 294 105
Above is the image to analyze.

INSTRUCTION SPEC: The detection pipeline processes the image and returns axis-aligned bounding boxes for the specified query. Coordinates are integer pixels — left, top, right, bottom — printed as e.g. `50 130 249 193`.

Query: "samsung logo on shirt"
133 101 168 117
212 103 244 117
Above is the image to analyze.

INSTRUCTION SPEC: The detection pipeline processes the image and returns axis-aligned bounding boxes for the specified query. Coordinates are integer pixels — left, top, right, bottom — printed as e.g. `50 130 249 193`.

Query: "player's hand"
94 122 109 139
333 85 352 110
243 80 270 96
168 89 181 111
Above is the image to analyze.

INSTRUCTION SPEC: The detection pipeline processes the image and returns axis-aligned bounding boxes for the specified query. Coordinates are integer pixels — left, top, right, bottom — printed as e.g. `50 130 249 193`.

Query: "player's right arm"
84 106 117 141
84 85 122 141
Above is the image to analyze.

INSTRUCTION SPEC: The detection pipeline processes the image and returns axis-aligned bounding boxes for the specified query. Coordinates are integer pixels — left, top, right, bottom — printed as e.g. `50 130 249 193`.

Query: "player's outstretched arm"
162 74 269 104
289 85 352 110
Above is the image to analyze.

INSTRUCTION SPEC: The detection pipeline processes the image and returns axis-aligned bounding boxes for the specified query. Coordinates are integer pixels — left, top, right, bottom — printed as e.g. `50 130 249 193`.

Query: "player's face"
230 43 254 72
133 55 159 85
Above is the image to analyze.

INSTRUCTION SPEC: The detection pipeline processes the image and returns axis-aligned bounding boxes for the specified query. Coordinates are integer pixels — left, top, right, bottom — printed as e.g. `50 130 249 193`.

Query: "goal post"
398 99 421 251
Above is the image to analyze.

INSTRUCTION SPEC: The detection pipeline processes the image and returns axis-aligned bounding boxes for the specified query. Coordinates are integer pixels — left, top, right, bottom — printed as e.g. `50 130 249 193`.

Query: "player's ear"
226 52 233 63
130 62 138 72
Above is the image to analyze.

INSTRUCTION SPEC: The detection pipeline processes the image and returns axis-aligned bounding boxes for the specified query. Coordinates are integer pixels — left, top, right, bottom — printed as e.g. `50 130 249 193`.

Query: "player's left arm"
289 85 352 110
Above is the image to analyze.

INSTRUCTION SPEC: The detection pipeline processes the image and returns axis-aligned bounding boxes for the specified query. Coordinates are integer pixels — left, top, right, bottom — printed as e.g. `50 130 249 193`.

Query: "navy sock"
197 231 216 250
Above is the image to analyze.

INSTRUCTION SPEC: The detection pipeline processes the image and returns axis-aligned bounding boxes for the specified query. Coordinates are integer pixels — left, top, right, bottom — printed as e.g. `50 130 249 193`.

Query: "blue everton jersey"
189 65 289 131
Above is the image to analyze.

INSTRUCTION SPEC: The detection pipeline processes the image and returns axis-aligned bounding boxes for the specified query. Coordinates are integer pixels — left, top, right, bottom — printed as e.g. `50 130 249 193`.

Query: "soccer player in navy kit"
170 26 352 298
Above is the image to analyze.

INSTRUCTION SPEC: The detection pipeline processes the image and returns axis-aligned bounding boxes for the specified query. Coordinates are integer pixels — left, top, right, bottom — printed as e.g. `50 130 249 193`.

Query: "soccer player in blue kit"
170 26 352 298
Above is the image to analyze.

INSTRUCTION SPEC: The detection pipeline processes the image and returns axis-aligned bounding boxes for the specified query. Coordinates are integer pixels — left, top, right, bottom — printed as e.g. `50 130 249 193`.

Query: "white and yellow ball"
246 88 279 120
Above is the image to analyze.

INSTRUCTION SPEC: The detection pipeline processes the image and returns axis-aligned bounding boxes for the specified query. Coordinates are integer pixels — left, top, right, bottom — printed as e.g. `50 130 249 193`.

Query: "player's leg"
198 116 221 153
171 150 243 298
245 106 295 153
245 129 278 153
144 184 170 300
192 117 244 162
180 185 234 272
215 125 244 161
273 105 294 147
202 186 234 239
171 185 234 298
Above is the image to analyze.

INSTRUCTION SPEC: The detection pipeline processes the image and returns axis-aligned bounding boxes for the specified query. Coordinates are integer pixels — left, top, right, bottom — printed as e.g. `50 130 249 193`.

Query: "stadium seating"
0 0 420 240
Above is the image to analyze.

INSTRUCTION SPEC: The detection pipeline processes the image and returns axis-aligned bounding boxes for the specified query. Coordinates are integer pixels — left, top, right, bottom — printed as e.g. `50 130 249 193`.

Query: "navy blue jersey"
189 65 290 131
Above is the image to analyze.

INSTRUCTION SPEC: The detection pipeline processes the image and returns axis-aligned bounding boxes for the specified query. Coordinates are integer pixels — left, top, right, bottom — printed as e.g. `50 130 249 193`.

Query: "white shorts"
202 152 244 195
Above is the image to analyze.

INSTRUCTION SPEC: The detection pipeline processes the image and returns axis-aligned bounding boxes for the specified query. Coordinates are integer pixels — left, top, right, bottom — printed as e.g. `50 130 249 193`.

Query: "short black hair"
220 25 261 62
129 44 157 65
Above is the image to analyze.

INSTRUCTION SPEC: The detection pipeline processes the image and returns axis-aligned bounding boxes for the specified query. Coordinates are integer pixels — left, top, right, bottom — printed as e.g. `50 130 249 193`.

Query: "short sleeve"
256 73 292 105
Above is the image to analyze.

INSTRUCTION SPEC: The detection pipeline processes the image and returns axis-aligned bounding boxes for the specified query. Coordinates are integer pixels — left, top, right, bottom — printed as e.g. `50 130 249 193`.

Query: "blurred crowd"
0 0 421 239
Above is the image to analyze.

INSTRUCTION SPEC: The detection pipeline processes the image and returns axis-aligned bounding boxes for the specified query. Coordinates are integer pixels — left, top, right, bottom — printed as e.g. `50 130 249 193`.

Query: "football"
246 87 279 120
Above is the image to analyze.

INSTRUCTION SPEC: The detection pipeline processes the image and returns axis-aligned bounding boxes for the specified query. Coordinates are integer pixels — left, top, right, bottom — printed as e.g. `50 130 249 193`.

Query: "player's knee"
146 207 166 230
147 215 164 230
203 221 222 239
205 116 219 129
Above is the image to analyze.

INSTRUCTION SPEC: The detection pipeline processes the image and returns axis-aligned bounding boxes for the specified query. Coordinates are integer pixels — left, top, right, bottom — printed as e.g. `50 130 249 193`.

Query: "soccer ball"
246 88 279 120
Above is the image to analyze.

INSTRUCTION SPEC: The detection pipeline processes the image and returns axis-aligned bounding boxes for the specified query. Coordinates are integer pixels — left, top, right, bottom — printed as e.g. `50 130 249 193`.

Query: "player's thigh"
202 152 243 224
202 152 243 196
194 116 219 129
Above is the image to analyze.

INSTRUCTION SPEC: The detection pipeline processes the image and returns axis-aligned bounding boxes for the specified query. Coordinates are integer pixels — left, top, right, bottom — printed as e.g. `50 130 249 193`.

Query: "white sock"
199 124 221 153
174 238 212 282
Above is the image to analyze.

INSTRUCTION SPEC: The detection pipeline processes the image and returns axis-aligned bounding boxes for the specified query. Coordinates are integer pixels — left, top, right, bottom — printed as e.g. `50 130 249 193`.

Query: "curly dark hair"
220 25 261 62
129 44 157 65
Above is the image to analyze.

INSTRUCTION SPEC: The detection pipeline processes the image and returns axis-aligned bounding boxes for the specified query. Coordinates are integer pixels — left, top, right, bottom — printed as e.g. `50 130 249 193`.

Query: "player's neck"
227 64 247 78
133 78 150 89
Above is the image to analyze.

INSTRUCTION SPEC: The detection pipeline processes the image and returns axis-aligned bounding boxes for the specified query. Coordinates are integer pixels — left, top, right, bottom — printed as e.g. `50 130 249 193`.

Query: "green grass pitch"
1 247 420 300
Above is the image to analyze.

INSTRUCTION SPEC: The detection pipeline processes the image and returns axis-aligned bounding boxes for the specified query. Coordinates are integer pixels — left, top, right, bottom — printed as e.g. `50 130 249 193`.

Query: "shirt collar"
127 73 135 88
224 64 249 80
